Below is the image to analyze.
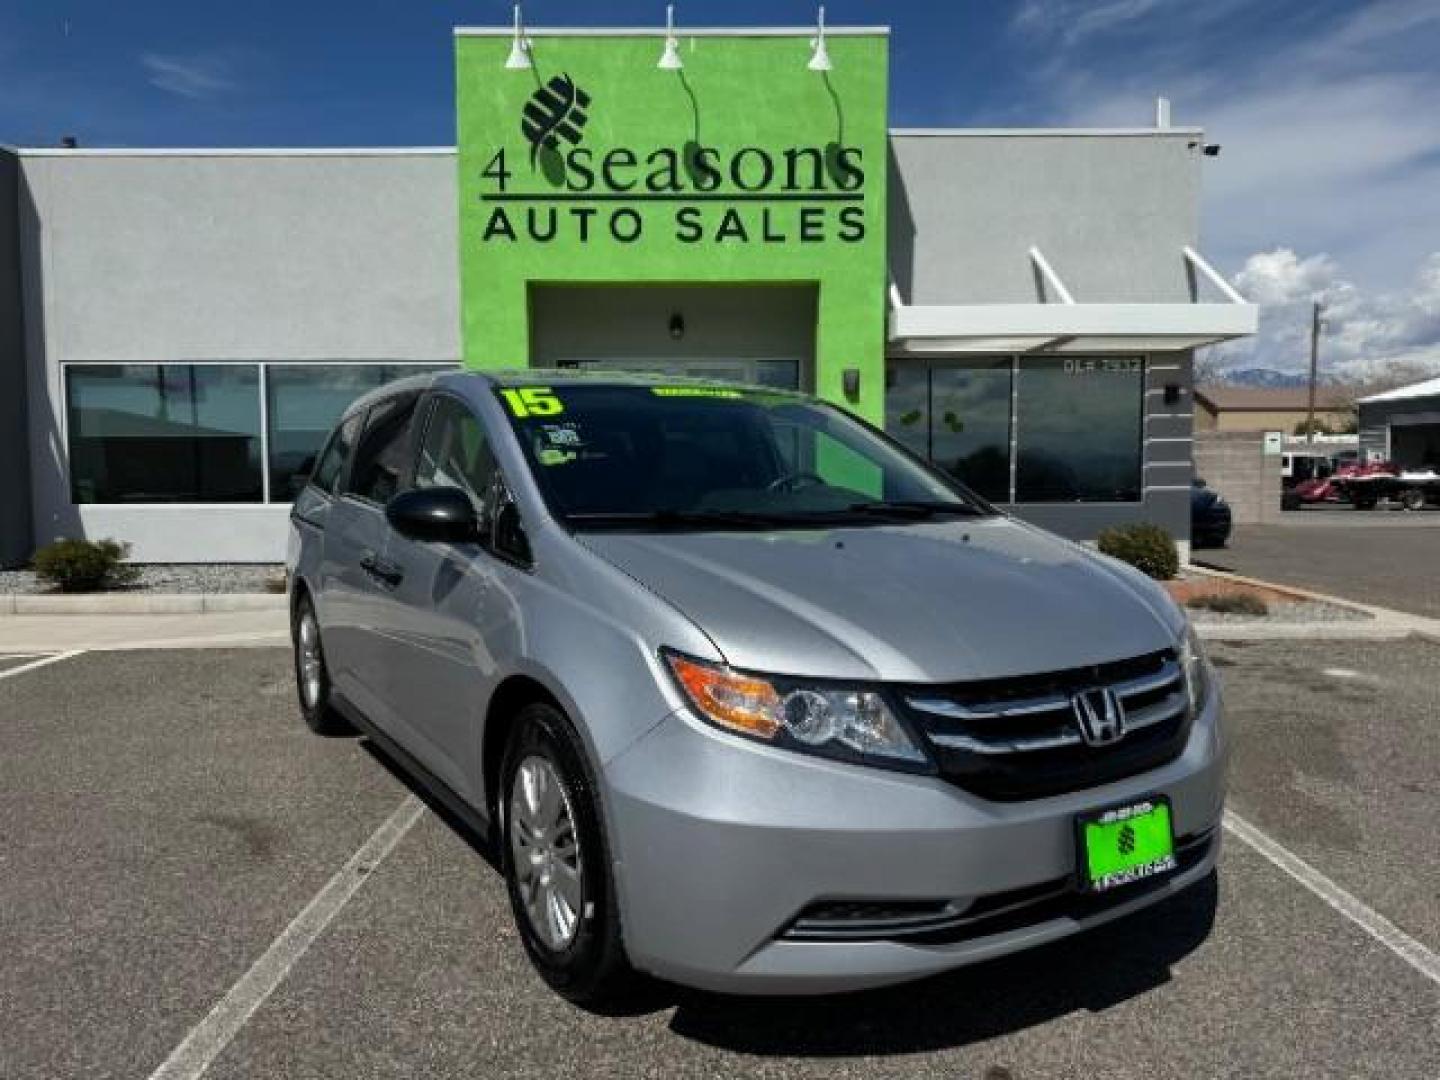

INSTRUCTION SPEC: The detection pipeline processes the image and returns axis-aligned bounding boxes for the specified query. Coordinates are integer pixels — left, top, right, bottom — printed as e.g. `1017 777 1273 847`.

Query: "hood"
578 517 1184 683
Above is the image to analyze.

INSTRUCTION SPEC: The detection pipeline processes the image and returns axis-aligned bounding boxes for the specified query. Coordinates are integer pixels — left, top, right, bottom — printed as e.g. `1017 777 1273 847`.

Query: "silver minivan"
288 370 1226 1003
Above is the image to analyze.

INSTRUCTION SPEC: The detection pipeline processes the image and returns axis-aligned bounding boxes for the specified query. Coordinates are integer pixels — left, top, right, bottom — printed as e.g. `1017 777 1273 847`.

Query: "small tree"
31 538 140 593
1096 524 1180 581
1293 417 1332 437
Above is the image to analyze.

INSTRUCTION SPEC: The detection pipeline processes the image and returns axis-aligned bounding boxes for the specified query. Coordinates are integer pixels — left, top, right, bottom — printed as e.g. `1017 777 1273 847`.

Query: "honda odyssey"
287 370 1226 1002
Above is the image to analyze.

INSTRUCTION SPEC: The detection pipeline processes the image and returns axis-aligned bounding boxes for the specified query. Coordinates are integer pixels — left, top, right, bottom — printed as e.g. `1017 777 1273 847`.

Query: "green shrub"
1185 592 1269 616
1095 523 1180 581
31 538 140 593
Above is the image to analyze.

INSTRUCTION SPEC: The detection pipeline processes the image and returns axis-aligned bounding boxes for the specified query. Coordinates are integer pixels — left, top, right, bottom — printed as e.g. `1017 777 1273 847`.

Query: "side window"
345 393 421 504
310 412 362 495
414 396 499 505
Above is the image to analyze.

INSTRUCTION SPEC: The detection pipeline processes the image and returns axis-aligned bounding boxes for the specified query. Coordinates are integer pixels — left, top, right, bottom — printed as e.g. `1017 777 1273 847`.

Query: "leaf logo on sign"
520 74 592 166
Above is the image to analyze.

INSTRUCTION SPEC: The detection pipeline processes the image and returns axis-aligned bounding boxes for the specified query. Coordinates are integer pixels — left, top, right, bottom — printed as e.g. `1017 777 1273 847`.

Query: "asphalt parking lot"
1198 513 1440 619
2 641 1437 1079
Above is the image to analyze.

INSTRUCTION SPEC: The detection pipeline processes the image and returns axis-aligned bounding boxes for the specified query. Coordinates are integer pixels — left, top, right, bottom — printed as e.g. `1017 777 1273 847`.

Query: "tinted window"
414 396 498 505
346 394 421 504
884 363 929 461
66 364 262 503
929 362 1012 504
1015 357 1143 502
310 413 362 495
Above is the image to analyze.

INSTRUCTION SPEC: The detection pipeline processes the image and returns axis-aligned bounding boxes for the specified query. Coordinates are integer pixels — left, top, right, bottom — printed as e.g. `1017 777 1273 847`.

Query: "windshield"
495 383 992 529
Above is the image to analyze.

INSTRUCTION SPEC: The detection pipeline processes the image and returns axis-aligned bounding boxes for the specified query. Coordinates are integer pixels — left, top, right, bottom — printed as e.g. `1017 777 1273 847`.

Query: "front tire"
292 594 352 736
500 703 633 1005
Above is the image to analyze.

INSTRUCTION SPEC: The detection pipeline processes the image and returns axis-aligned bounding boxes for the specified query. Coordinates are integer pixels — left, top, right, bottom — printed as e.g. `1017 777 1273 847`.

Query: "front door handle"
360 552 405 588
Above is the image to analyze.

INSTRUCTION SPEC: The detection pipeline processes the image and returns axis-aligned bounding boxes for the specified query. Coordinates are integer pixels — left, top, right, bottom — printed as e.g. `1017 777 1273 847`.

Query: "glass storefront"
66 363 454 504
66 364 263 504
886 356 1145 503
1015 357 1145 503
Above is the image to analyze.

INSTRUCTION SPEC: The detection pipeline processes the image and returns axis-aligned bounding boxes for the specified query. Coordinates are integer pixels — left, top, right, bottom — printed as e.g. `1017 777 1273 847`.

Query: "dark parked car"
1191 479 1232 548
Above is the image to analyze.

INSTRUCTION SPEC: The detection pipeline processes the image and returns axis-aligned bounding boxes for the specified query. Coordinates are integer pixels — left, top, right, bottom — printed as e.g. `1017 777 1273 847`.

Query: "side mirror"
385 487 480 544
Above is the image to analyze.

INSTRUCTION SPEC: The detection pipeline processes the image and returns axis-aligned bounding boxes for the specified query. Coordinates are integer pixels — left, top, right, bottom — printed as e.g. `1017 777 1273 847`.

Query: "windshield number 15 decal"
501 387 564 418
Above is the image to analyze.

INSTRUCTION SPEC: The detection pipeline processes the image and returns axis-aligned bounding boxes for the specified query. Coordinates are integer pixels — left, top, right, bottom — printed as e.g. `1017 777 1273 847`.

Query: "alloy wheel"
297 608 324 709
508 755 584 952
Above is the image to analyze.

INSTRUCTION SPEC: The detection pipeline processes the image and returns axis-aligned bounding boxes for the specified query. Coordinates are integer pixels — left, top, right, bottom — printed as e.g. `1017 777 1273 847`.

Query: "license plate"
1076 797 1177 893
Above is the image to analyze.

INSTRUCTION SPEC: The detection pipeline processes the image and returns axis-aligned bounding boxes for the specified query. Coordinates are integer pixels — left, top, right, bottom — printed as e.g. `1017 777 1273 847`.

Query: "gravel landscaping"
0 564 286 596
1184 598 1371 625
1172 569 1372 625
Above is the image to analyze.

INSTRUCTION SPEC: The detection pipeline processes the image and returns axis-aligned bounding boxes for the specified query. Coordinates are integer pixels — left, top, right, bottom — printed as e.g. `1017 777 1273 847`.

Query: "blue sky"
4 1 1439 379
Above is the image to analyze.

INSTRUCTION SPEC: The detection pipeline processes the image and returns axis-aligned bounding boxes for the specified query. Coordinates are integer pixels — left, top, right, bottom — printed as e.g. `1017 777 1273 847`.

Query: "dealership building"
0 23 1256 567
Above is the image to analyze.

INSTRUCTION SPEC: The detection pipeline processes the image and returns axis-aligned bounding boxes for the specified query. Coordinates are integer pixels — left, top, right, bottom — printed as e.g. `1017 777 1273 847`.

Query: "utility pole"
1305 301 1322 445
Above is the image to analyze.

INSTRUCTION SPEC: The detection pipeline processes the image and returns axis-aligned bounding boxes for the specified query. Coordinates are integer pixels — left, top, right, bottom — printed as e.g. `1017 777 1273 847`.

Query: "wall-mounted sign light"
808 6 832 72
658 5 683 70
505 4 532 70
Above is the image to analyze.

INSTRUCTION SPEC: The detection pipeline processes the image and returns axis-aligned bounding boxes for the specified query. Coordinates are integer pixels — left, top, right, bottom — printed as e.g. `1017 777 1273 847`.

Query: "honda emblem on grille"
1072 687 1126 746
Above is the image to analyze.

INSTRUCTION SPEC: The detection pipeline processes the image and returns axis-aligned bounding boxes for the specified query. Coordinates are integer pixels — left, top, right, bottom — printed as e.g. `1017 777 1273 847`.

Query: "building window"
65 362 455 505
266 364 451 500
885 356 1146 504
1015 357 1144 503
929 361 1013 504
67 365 263 503
884 363 929 460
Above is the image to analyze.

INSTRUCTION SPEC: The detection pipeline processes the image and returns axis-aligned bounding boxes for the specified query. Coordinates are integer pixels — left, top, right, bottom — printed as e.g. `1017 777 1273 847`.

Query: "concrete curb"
0 593 289 615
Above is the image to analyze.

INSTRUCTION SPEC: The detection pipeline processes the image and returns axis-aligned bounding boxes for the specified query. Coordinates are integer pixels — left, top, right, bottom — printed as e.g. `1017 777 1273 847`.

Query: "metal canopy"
888 247 1258 355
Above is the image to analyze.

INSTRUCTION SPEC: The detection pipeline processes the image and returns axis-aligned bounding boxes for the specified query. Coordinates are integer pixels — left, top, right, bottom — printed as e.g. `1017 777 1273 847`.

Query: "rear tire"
1400 488 1426 511
499 703 635 1006
292 594 353 736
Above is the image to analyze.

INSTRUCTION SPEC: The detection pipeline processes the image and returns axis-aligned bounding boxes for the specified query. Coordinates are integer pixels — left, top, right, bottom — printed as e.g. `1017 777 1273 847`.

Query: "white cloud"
1013 0 1166 46
1009 0 1440 383
141 52 235 100
1215 249 1440 382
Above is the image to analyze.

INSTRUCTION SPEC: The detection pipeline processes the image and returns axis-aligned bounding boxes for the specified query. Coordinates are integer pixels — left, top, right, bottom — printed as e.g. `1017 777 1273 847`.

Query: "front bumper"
602 688 1228 994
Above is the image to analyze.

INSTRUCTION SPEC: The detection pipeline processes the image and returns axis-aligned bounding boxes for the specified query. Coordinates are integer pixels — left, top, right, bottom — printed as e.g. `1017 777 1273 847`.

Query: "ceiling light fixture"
807 5 832 72
658 5 683 70
505 4 532 70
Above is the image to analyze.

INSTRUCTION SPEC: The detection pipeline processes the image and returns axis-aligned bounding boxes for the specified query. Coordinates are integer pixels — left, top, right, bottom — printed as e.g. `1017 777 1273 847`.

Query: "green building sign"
456 28 890 420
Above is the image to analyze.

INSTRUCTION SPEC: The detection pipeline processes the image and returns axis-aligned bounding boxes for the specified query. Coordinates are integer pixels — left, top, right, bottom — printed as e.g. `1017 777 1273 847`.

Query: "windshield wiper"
847 500 982 519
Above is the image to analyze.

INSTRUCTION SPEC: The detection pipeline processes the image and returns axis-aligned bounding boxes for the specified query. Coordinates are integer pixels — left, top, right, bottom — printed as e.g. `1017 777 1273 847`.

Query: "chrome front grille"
899 649 1193 800
907 658 1186 756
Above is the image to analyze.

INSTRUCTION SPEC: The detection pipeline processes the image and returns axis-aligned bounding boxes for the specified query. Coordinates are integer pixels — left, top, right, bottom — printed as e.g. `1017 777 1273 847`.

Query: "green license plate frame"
1075 796 1178 894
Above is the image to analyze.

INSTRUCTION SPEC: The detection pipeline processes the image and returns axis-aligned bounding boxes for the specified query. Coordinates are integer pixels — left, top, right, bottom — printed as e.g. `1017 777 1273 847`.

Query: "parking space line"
1224 810 1440 987
0 650 84 681
148 795 427 1080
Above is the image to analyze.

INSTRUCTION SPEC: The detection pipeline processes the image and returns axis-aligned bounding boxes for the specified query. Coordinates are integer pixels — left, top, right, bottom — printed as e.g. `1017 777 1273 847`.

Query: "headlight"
1180 623 1212 715
663 651 930 770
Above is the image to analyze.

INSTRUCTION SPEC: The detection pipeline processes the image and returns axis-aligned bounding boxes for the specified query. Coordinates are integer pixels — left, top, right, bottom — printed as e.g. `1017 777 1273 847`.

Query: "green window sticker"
501 387 564 417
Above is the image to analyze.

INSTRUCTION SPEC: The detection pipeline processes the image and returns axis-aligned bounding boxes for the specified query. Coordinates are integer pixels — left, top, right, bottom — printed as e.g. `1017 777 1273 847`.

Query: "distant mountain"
1215 368 1311 388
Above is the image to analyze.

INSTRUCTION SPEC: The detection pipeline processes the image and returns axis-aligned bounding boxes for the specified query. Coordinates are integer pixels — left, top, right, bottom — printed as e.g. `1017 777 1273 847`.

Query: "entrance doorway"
529 284 814 391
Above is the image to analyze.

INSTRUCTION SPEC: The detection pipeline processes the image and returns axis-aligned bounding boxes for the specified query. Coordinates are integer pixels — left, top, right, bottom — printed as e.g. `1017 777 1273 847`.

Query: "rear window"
345 393 422 504
310 412 362 494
